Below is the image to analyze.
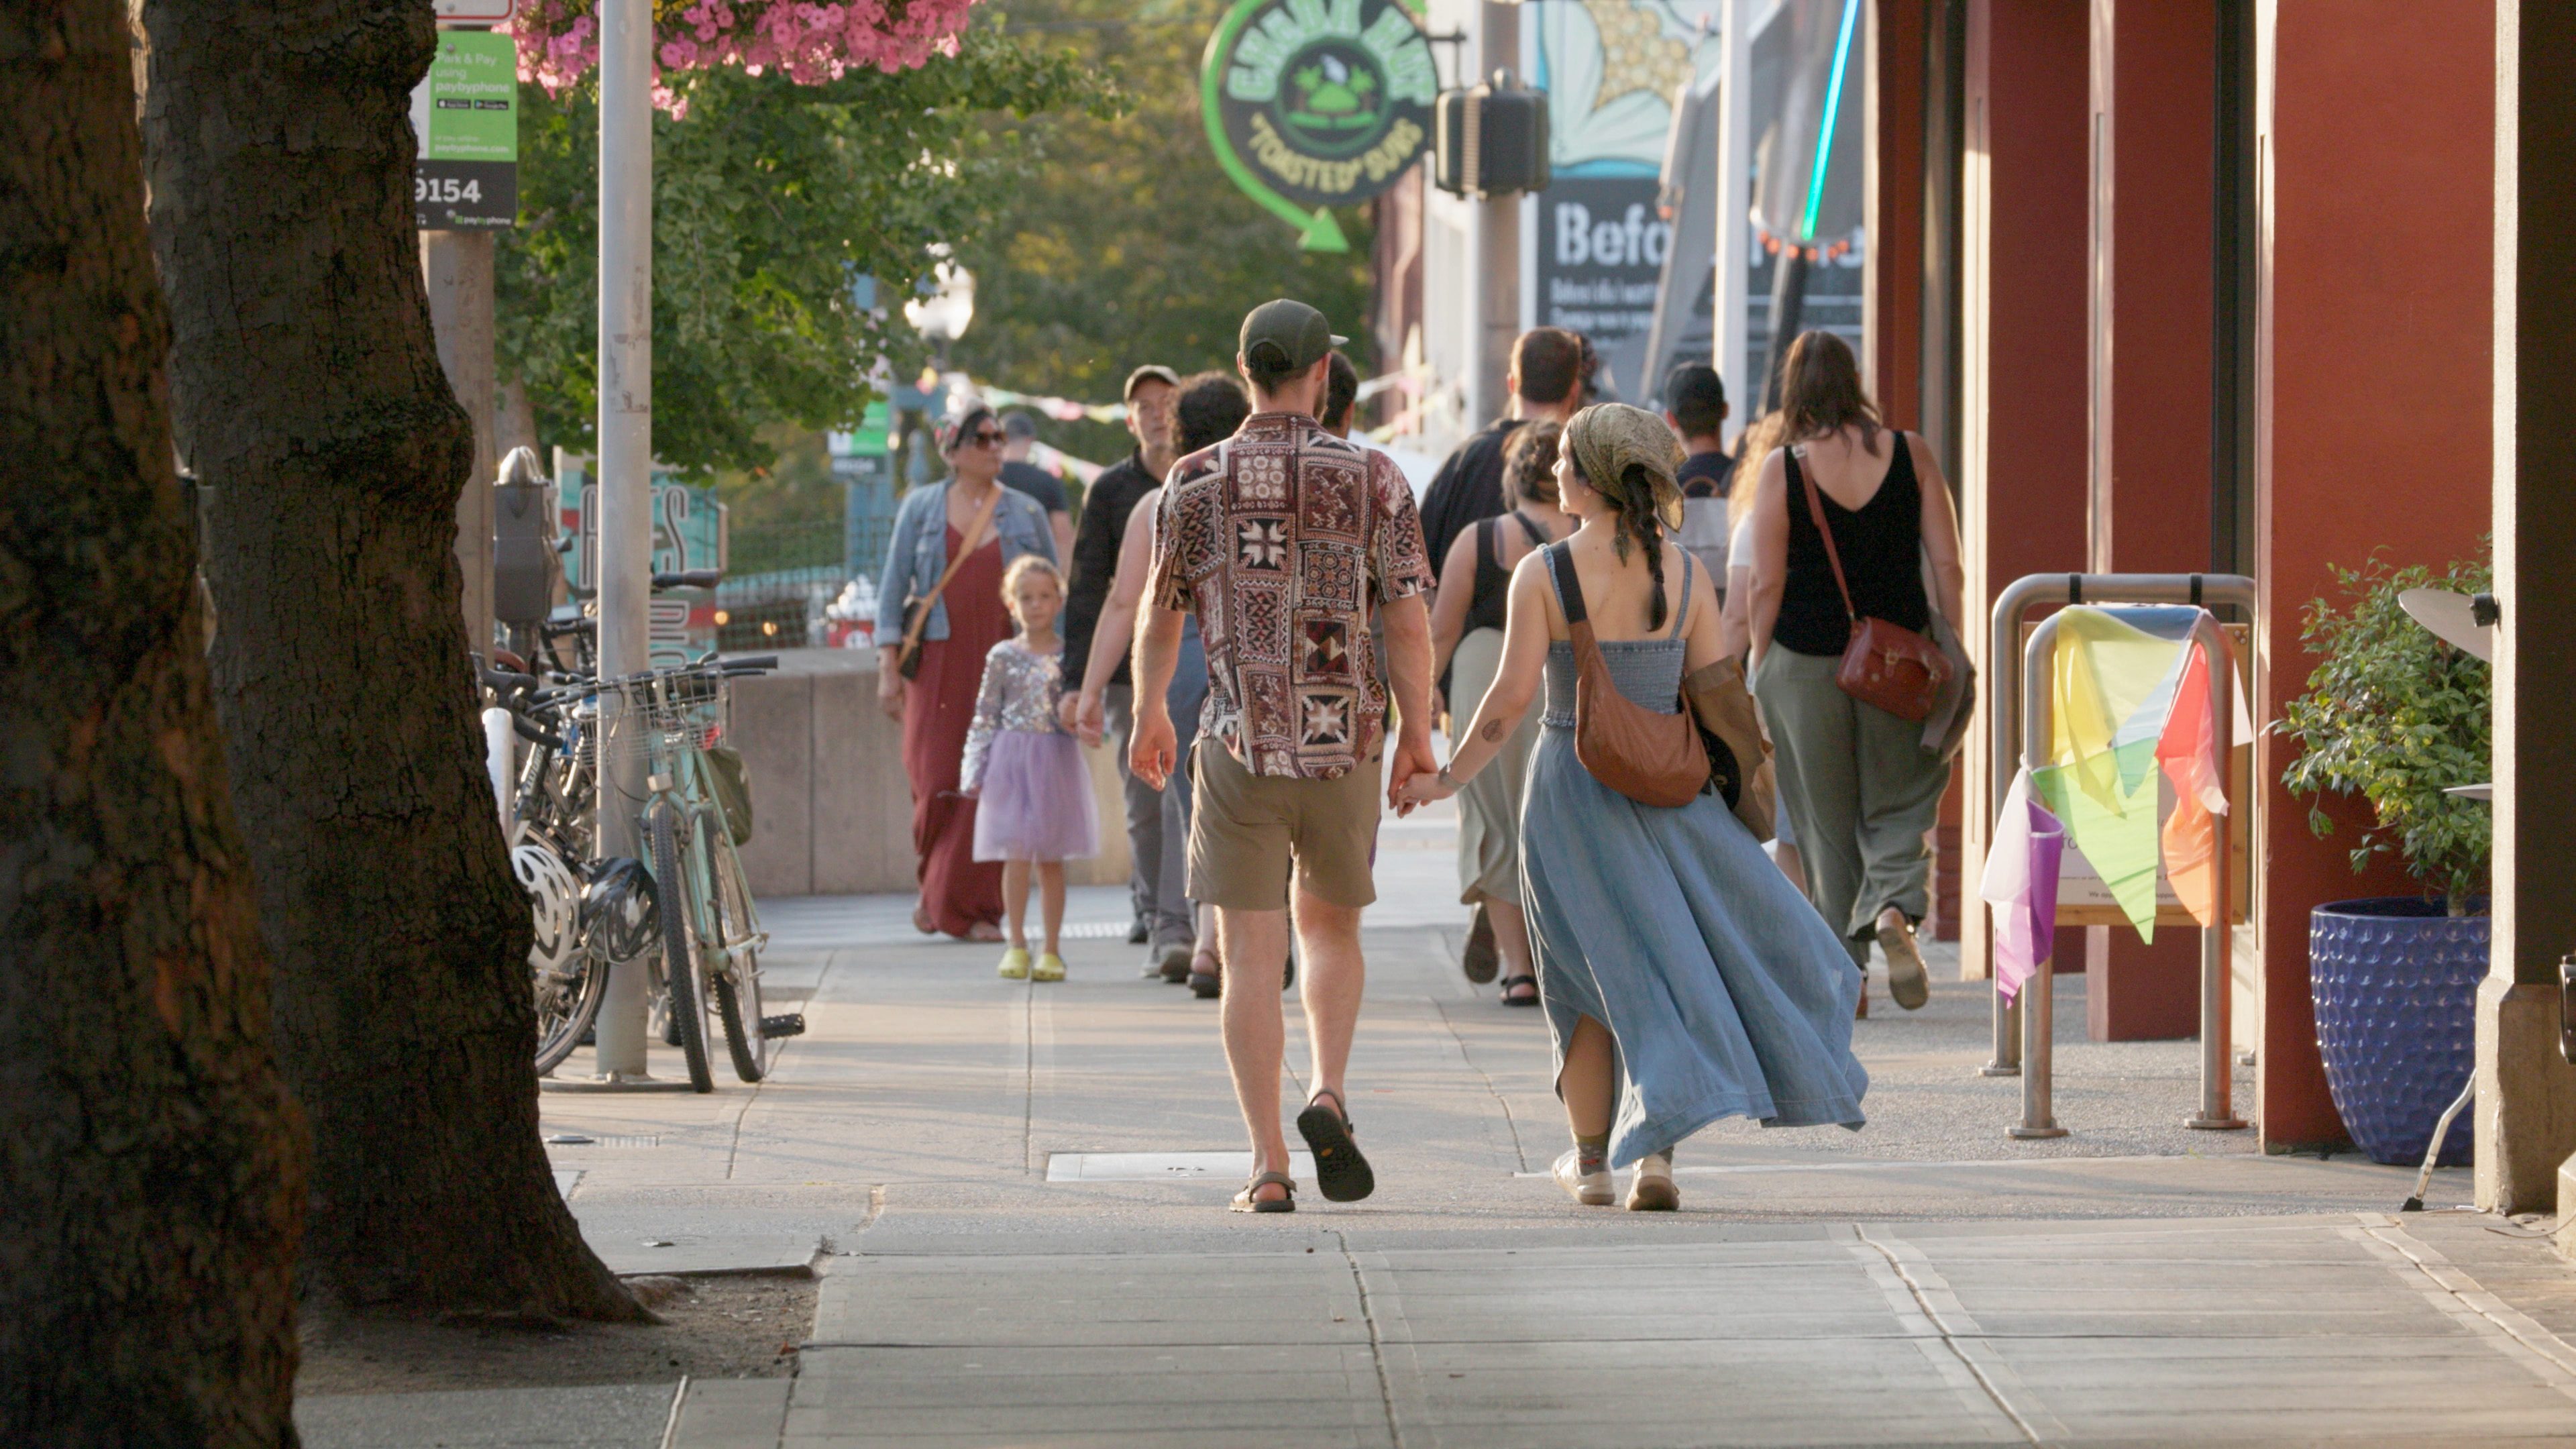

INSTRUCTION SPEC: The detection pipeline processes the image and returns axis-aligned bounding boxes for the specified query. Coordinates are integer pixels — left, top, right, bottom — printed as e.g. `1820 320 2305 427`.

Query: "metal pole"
591 0 653 1080
2010 612 2068 1138
1982 573 2061 1077
2188 611 2248 1130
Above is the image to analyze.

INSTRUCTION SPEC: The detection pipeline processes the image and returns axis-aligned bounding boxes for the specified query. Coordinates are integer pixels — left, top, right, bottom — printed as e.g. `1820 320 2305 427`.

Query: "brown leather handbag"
1544 543 1706 808
894 481 1006 680
1796 449 1949 722
1683 658 1778 842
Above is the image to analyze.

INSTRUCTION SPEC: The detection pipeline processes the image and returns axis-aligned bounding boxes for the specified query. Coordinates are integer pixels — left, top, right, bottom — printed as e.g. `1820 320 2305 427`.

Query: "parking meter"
492 445 558 639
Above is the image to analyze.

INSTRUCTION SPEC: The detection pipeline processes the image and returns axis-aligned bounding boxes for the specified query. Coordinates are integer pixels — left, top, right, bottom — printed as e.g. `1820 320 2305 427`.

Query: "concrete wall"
727 651 1131 899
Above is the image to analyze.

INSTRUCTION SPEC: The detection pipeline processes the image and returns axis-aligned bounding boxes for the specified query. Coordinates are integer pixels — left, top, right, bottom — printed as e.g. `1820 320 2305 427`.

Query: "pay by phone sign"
411 29 518 230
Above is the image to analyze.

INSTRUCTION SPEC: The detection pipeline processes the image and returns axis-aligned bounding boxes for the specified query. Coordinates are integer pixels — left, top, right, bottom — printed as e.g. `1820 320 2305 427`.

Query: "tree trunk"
140 0 639 1321
0 3 306 1442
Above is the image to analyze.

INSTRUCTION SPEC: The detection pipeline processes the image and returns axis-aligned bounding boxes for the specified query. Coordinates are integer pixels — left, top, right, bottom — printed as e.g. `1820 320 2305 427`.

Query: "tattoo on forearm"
1479 718 1504 742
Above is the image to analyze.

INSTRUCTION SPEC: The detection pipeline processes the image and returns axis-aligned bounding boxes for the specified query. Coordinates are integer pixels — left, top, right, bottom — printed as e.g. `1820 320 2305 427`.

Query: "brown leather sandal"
1230 1169 1297 1214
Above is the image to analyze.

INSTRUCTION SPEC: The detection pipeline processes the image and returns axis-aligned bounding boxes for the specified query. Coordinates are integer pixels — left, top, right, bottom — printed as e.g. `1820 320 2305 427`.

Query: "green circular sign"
1202 0 1435 243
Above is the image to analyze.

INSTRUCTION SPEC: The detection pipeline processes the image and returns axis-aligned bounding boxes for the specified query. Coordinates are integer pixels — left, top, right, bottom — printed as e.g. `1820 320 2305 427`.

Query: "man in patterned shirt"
1131 300 1436 1213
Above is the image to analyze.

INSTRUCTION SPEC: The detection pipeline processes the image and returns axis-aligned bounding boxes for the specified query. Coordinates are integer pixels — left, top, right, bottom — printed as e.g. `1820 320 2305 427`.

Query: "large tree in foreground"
0 1 305 1440
141 0 639 1320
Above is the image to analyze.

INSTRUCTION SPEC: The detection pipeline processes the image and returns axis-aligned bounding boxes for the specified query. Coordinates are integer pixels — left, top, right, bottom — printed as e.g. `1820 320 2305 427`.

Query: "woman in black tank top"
1742 331 1966 1017
1427 422 1569 1004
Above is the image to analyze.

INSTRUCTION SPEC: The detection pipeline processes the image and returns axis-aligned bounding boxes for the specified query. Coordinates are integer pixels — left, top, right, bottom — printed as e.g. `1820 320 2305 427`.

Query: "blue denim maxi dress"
1520 557 1870 1169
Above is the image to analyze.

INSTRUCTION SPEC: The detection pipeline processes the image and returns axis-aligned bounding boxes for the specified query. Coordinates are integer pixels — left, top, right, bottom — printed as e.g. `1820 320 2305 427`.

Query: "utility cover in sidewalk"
1046 1151 1317 1183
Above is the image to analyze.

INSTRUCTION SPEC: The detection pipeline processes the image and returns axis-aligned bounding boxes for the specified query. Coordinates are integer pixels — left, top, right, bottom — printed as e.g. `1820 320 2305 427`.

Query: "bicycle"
593 655 777 1091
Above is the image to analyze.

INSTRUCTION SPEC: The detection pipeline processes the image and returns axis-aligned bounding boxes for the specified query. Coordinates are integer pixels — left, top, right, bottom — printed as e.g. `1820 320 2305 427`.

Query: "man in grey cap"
1131 301 1438 1212
1060 364 1185 963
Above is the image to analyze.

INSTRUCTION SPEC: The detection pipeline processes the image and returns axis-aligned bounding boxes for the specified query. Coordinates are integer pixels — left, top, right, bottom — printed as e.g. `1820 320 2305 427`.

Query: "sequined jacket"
960 639 1068 792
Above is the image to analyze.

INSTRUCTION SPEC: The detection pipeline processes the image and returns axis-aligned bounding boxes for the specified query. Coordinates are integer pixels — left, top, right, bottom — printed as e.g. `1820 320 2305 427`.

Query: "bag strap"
902 482 1008 656
1792 447 1861 625
1669 551 1695 639
1542 540 1589 626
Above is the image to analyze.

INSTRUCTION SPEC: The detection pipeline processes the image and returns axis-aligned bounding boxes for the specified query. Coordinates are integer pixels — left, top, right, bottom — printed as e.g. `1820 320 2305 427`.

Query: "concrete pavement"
299 833 2576 1447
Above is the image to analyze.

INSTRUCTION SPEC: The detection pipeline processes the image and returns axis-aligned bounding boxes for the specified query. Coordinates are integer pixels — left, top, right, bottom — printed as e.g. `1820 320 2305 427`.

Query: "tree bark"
0 3 305 1442
140 0 639 1320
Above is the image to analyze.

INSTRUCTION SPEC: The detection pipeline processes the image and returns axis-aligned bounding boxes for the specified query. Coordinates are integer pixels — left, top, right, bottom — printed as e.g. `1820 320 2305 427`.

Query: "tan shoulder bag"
1543 542 1706 809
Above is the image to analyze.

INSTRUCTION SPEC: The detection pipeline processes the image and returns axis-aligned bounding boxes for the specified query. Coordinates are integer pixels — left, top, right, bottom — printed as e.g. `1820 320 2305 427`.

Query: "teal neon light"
1800 0 1862 242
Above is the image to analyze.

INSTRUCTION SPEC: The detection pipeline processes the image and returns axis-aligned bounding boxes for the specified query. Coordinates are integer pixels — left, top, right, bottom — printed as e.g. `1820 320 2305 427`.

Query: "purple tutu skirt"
972 730 1100 863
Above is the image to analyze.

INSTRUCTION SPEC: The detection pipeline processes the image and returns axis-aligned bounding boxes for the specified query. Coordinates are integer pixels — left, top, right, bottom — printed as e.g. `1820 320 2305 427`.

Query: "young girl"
961 556 1099 981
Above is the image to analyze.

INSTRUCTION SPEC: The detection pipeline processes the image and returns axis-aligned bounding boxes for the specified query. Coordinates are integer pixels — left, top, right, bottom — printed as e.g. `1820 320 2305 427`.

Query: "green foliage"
949 1 1376 464
496 25 1118 476
2278 551 2493 908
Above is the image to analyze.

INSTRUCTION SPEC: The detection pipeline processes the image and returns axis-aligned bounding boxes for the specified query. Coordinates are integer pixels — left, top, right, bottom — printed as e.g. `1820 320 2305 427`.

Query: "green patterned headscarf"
1563 402 1685 533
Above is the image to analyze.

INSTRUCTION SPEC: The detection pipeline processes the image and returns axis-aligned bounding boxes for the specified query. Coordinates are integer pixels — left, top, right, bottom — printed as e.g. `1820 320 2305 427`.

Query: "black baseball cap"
1123 364 1181 400
1239 299 1348 373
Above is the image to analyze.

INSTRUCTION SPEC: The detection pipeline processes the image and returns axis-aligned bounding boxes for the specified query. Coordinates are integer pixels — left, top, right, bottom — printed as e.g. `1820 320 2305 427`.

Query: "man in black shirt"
1059 364 1181 953
998 411 1073 561
1417 327 1592 582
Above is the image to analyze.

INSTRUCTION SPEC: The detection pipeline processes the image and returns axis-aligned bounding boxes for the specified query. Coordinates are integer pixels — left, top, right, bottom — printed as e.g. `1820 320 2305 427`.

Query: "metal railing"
1987 574 2255 1138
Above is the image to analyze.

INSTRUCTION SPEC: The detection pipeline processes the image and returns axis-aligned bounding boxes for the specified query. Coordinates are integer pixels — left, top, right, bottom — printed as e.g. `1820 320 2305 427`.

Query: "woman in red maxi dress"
877 407 1059 940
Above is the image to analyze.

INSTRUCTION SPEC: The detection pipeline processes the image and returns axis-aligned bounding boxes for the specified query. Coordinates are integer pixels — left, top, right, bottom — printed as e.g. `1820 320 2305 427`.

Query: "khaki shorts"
1187 744 1381 911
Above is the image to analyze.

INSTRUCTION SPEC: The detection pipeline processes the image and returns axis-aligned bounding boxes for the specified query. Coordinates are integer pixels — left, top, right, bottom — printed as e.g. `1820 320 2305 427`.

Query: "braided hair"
1609 460 1672 633
1564 403 1676 632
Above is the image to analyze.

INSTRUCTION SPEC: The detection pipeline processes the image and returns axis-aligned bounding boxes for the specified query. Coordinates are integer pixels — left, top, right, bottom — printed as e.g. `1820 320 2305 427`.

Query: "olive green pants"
1751 646 1950 967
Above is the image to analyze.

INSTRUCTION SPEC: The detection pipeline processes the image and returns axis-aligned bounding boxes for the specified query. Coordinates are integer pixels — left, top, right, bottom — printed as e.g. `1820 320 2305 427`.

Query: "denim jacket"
874 479 1059 645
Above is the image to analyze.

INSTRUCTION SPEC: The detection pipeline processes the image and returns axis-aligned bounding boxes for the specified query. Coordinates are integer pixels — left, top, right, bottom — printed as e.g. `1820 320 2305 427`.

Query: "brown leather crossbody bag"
1794 447 1948 722
894 482 1006 680
1544 542 1706 809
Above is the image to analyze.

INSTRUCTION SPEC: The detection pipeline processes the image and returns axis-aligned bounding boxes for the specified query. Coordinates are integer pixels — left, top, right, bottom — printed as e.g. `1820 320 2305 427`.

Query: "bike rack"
1986 574 2255 1138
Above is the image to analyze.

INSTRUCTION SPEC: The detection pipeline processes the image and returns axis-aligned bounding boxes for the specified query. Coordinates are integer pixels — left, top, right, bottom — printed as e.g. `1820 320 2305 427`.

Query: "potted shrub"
2280 552 2491 1166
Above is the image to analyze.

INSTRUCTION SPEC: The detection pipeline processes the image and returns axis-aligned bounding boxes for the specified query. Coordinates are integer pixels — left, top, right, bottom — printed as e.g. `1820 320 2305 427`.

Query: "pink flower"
508 0 977 111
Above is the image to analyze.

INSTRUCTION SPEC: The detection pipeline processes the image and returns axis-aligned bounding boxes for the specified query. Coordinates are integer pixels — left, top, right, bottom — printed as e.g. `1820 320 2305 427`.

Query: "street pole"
421 229 497 649
592 0 653 1079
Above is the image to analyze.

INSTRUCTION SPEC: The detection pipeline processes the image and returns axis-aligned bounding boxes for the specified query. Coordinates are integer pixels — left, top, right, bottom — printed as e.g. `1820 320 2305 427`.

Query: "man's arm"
1128 602 1185 790
1057 472 1124 694
1050 510 1075 568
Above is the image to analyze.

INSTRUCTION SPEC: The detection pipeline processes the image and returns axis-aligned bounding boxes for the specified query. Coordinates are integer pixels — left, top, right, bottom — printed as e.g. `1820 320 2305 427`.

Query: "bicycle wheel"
519 841 604 1075
699 811 768 1083
649 806 714 1093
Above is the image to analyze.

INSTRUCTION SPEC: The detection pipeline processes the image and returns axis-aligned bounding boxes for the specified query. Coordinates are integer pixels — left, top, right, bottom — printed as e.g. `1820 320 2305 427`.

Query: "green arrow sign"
1199 0 1435 253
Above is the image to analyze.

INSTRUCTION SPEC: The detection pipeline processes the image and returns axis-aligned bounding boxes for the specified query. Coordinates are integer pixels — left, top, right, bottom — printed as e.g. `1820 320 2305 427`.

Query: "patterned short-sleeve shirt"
1146 412 1432 780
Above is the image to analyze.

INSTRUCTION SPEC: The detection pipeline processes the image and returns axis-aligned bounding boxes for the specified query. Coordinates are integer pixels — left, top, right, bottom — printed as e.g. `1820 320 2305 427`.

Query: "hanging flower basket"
513 1 977 113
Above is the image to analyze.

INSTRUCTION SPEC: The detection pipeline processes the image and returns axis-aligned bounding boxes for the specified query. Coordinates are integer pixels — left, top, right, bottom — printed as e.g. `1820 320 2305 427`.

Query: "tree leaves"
2277 549 2493 908
945 0 1376 464
495 23 1116 475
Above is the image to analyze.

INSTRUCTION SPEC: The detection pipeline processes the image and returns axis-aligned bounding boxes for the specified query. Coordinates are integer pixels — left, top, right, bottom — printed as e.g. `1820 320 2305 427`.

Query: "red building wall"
2085 0 2216 1040
2256 0 2494 1146
1957 0 2092 986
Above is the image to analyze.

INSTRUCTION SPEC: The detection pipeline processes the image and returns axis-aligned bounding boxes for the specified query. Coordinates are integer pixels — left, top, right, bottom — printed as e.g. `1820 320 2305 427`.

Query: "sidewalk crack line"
1335 1230 1403 1449
1431 996 1531 1173
1854 1228 2055 1444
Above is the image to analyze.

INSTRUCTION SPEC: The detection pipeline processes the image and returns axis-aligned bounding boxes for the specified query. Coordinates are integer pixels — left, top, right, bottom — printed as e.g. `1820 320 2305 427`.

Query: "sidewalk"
298 841 2576 1447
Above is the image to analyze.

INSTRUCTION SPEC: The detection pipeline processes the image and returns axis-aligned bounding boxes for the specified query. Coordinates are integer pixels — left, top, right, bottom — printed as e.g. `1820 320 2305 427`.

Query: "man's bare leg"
1291 890 1366 1107
1218 904 1293 1205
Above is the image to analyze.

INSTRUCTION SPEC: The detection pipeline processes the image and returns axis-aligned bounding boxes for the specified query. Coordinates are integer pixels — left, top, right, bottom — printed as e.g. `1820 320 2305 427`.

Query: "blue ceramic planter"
2309 898 2487 1167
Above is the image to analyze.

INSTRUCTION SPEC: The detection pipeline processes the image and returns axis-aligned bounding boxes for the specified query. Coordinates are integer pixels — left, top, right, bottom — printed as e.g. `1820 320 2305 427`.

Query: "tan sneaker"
1552 1148 1613 1206
1878 908 1929 1011
1627 1151 1678 1212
